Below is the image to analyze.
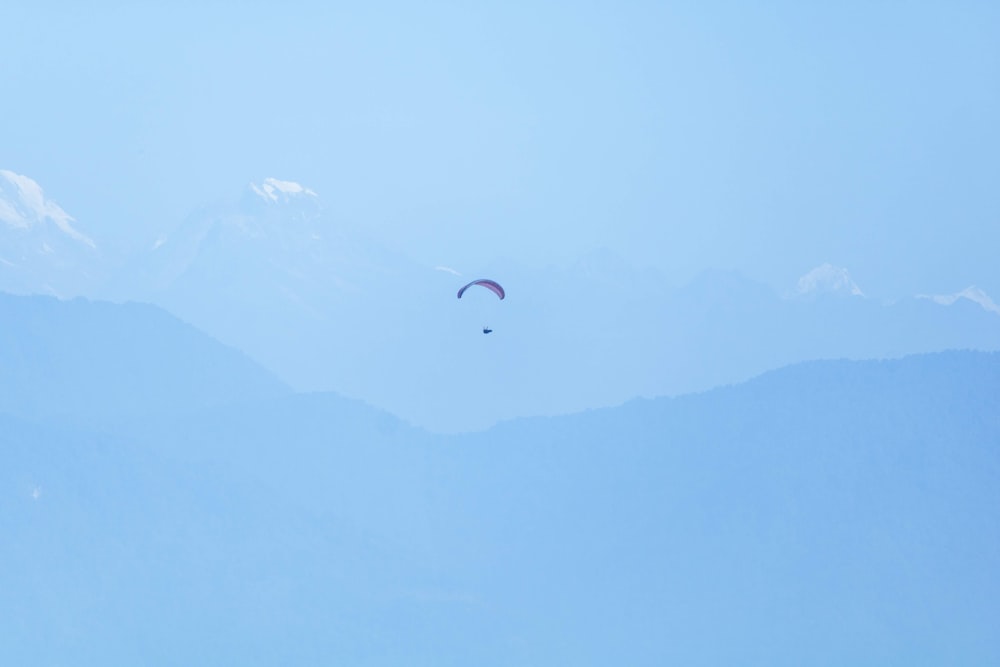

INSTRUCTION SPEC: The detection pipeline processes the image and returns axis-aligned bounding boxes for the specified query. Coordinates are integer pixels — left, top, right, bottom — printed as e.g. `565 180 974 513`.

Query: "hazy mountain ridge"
1 292 998 664
425 350 1000 663
2 170 998 431
0 292 290 423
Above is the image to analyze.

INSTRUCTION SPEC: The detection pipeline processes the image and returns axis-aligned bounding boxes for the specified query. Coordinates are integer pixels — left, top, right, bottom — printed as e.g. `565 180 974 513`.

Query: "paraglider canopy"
457 279 505 300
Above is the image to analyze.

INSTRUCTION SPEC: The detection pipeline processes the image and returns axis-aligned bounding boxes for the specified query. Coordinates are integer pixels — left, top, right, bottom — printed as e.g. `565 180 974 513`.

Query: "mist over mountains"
1 172 997 662
2 170 997 431
4 3 998 662
2 292 997 664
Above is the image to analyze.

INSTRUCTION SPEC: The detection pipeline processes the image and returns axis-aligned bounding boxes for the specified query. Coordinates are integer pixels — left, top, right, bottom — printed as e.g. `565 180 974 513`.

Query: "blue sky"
4 1 998 296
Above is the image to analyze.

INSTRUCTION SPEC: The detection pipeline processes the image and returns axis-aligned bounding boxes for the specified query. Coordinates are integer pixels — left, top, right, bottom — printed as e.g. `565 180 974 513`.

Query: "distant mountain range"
2 169 998 431
1 292 997 664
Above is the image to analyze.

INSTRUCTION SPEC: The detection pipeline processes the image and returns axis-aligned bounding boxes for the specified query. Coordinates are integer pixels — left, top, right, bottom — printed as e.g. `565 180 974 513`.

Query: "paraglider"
456 279 505 300
457 279 505 333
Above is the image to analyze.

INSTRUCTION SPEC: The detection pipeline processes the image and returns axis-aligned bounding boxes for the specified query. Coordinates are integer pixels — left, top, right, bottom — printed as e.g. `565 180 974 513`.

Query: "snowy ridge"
0 169 95 248
249 177 318 204
918 286 1000 315
795 263 864 297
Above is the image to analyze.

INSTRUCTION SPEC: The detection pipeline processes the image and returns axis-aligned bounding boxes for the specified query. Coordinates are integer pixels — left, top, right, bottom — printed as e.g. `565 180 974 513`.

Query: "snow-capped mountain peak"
918 286 1000 315
794 263 864 298
0 169 96 248
0 169 104 298
249 177 318 204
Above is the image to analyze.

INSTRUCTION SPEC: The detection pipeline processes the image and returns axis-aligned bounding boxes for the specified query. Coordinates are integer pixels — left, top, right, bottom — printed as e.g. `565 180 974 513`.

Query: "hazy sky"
4 1 998 296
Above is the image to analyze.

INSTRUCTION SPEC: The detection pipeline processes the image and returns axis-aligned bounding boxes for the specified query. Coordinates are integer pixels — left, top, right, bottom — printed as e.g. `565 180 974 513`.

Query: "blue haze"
2 2 1000 663
1 295 998 664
